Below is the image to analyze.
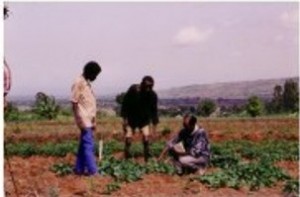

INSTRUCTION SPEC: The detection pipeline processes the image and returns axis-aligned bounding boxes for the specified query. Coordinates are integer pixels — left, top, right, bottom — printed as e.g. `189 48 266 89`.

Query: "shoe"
197 168 206 176
73 169 84 176
87 171 101 177
175 166 184 176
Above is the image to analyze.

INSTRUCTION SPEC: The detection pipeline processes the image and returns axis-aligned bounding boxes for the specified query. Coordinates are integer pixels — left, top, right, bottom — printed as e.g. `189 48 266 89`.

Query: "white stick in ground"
99 140 103 161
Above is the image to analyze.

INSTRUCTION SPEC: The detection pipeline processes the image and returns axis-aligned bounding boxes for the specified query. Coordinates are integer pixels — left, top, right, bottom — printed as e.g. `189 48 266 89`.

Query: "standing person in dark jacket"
121 76 159 162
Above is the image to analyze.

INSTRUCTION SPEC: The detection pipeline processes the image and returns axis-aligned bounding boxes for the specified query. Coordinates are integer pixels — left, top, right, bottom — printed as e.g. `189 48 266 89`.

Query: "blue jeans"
75 127 98 175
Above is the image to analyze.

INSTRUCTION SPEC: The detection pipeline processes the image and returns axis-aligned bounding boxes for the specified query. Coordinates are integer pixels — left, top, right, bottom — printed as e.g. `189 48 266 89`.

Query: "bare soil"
5 156 297 197
4 118 299 197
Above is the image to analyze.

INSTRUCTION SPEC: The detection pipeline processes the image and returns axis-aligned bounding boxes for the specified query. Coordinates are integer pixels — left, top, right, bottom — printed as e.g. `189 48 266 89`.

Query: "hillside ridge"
157 76 299 99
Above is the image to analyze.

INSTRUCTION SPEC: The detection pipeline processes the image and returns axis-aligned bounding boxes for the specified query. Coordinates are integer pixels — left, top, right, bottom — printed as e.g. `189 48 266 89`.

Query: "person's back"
139 76 159 128
71 75 97 128
139 88 158 126
179 127 210 159
121 78 159 128
121 84 141 128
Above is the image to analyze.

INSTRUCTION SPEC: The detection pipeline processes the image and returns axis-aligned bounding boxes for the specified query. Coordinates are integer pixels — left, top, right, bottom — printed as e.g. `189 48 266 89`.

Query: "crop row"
5 139 298 194
4 140 165 158
49 155 299 194
5 140 299 163
50 157 175 194
195 159 290 190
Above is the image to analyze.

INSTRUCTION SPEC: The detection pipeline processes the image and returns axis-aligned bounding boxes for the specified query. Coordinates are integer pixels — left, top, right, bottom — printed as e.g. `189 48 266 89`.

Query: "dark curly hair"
83 61 101 81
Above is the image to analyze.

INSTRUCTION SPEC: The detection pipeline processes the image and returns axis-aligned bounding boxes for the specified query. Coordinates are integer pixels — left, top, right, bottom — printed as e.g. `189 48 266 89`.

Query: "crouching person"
158 114 211 175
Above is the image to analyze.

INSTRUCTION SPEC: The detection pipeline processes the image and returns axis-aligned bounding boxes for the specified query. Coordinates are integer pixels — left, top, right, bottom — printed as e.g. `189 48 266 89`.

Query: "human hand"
122 119 128 131
173 142 186 155
123 119 128 126
152 124 157 133
157 154 162 162
157 147 168 162
75 115 85 130
173 148 186 155
92 117 96 131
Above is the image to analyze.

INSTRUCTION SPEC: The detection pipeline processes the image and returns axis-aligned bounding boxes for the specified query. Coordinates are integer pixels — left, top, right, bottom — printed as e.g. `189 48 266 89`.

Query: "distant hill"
157 77 299 99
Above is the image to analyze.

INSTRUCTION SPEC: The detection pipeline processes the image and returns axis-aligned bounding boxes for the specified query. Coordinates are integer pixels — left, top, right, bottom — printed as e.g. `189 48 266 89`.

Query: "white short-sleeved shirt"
71 75 97 128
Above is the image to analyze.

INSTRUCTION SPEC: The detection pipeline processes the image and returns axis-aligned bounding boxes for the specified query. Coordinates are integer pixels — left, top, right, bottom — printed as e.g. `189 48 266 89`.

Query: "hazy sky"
4 2 299 98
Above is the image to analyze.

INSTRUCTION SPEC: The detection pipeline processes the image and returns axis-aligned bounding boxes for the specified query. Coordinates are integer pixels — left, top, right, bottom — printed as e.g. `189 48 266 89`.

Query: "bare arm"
72 102 85 129
158 131 183 161
158 142 187 161
158 146 169 161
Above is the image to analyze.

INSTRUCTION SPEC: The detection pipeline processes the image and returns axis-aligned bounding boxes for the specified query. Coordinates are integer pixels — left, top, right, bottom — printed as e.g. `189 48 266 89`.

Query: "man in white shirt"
71 61 101 176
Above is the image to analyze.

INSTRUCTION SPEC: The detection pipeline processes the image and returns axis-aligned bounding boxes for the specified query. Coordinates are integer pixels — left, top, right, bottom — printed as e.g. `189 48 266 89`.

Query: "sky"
3 2 299 98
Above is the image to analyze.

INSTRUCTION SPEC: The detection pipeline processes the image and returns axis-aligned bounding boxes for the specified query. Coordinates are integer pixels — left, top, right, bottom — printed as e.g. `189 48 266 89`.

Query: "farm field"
4 117 299 197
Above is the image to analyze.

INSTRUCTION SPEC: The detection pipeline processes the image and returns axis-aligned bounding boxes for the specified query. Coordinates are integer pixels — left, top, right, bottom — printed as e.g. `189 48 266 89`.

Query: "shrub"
4 102 20 121
246 96 264 117
33 92 60 120
50 163 73 176
197 99 217 117
283 179 299 194
196 161 290 190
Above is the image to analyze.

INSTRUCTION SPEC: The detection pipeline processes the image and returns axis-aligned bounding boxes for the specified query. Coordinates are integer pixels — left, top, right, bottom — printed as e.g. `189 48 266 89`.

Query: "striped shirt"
167 126 211 158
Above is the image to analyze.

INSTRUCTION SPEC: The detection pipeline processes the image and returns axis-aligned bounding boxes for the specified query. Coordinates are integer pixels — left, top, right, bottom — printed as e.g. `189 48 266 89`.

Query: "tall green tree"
283 80 299 113
33 92 60 120
246 96 264 117
197 99 216 117
271 85 283 113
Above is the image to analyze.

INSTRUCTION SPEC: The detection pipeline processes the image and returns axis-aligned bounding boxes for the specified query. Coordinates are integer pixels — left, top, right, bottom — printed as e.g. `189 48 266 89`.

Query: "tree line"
246 79 298 117
4 79 298 121
116 79 298 118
